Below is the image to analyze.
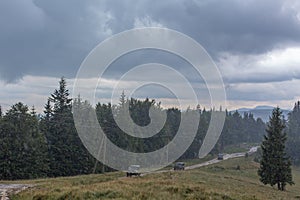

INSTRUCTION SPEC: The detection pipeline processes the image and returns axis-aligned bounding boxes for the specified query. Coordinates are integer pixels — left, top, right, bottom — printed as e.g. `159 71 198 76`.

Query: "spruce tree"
0 102 48 180
42 99 52 130
287 101 300 165
46 77 75 176
46 77 97 177
258 107 294 191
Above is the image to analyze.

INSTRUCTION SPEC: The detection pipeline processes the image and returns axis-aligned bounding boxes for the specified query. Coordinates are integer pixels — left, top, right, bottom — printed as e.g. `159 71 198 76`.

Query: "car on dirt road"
218 153 224 160
126 165 141 177
174 162 185 170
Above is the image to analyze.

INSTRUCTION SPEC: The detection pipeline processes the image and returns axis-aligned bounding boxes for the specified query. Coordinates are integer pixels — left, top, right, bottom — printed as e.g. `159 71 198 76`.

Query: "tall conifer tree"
258 107 294 191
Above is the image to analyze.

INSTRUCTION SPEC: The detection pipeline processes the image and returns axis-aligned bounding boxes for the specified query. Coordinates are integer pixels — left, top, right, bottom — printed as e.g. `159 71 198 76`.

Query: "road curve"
186 146 259 170
142 146 260 175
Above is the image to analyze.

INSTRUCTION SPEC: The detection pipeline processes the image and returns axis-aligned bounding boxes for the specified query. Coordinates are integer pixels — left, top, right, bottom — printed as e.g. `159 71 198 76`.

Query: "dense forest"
0 77 298 180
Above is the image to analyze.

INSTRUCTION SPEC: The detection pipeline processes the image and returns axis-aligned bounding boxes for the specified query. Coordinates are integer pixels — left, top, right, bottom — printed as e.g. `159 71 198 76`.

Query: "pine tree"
0 102 48 180
287 101 300 165
42 99 52 131
45 77 97 177
258 107 294 191
50 77 72 113
119 90 126 107
30 105 36 116
46 77 74 176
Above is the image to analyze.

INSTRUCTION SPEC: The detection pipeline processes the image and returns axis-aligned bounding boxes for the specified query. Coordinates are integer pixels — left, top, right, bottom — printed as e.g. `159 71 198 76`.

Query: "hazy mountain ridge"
232 106 290 122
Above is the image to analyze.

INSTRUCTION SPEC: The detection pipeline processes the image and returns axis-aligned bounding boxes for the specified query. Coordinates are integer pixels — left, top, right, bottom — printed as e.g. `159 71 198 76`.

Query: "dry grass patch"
9 157 300 200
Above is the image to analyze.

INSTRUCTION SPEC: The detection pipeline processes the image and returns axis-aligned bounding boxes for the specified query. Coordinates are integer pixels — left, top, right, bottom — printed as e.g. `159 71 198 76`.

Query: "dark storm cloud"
1 0 300 82
105 0 300 55
0 0 111 82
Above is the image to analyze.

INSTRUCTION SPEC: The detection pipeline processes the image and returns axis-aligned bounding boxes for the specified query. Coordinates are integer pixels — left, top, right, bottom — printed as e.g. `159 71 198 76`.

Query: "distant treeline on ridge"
0 77 299 180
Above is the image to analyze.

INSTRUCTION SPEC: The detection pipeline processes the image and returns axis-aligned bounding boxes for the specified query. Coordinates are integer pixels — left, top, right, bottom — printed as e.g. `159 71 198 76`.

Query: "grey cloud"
224 73 300 84
227 89 293 101
1 0 300 82
108 0 300 55
226 79 300 102
218 47 300 84
0 0 110 82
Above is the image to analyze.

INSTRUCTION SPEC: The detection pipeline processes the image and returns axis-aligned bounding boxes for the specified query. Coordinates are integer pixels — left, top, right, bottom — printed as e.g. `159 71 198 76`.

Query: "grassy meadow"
3 156 300 200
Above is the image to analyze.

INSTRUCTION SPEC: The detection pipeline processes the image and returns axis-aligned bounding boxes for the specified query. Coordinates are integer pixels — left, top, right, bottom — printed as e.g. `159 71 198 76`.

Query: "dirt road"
142 146 259 175
0 184 32 200
186 146 259 170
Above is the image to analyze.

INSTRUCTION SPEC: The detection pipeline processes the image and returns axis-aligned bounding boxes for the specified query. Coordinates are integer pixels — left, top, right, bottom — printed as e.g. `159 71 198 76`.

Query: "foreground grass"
8 157 300 200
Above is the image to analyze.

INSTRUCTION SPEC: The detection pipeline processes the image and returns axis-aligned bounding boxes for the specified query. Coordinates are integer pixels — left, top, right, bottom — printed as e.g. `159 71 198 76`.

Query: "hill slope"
6 156 300 200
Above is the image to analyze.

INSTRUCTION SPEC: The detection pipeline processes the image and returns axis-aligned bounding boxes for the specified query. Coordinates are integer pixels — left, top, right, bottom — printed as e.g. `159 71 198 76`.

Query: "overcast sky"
1 0 300 112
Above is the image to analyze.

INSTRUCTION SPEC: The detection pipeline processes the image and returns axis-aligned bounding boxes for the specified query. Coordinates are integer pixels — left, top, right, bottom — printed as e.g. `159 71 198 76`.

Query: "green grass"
8 156 300 200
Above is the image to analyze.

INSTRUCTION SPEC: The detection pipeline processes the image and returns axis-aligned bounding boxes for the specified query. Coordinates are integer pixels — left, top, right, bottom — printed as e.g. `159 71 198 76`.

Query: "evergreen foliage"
258 107 294 191
0 78 269 180
44 77 101 177
287 101 300 165
0 102 48 180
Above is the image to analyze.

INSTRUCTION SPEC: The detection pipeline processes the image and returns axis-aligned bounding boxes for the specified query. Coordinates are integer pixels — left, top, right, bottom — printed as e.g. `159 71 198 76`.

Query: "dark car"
174 162 185 170
218 153 224 160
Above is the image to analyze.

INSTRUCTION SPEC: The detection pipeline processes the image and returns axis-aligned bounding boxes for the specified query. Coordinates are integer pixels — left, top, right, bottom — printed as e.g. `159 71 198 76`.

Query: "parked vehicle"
174 162 185 170
126 165 141 177
218 153 224 160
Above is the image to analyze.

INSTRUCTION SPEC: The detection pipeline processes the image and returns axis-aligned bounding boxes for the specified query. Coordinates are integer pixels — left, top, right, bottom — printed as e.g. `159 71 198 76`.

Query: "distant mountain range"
232 106 290 122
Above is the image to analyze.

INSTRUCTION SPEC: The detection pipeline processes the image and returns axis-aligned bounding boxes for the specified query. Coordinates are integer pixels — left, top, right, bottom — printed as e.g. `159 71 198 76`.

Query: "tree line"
0 77 298 180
